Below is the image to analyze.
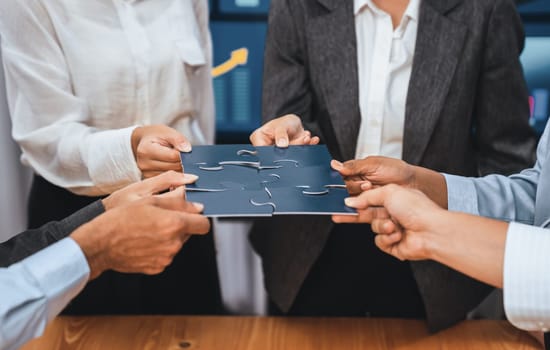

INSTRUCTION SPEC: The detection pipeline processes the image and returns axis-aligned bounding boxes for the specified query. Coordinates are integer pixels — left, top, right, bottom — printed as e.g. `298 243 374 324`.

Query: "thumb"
274 126 290 148
160 126 191 153
332 159 360 177
344 185 396 210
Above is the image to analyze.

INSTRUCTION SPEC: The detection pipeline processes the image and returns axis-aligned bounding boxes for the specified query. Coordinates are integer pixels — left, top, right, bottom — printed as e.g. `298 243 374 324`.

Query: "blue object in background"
521 23 550 135
517 0 550 17
218 0 270 15
210 21 267 138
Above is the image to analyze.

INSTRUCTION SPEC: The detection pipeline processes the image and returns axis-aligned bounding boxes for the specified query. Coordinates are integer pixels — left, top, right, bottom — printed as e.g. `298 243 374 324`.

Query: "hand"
249 114 320 147
131 125 191 178
71 192 210 279
102 171 198 211
331 157 416 195
331 157 448 208
333 184 445 261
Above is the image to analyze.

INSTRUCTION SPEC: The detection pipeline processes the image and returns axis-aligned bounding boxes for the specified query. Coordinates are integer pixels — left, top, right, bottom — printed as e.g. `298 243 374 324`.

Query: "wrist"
131 127 144 159
423 209 457 261
70 217 110 279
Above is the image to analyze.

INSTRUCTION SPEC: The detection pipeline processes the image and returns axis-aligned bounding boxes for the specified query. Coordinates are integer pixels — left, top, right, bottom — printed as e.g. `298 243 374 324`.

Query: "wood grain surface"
20 316 541 350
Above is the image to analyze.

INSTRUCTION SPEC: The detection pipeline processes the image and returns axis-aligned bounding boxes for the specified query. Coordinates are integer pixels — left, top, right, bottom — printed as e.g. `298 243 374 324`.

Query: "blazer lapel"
402 0 466 164
308 0 361 161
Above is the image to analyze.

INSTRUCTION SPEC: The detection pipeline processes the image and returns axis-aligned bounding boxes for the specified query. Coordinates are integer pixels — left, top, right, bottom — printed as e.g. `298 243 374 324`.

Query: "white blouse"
0 0 214 196
354 0 420 160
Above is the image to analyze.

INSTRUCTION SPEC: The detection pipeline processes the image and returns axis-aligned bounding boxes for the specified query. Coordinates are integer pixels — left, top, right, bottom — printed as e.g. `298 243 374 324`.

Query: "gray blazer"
251 0 538 331
0 201 104 267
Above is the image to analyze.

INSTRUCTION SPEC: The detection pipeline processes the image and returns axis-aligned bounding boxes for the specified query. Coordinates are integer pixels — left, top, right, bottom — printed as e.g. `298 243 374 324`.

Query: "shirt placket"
364 14 393 156
113 0 152 125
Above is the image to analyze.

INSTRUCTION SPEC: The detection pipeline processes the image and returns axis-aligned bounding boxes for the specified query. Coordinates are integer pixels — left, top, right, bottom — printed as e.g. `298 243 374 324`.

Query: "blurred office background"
1 0 550 315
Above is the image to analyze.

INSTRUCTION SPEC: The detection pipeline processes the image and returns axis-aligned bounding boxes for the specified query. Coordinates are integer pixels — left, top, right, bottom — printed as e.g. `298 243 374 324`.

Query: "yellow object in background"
212 48 249 78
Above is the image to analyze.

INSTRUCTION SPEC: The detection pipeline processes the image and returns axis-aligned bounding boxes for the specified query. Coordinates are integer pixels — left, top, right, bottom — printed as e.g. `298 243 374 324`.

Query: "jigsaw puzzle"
180 145 357 217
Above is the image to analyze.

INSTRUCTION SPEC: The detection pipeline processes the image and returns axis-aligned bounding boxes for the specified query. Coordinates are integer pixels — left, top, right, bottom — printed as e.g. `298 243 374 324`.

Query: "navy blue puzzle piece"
254 145 334 168
249 186 356 215
259 165 345 193
181 145 260 172
180 144 353 216
186 188 273 217
185 164 281 191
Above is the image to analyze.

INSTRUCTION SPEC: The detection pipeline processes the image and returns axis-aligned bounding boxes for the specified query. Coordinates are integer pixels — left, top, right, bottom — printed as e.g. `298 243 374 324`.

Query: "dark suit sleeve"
0 200 104 267
473 0 537 176
262 0 322 138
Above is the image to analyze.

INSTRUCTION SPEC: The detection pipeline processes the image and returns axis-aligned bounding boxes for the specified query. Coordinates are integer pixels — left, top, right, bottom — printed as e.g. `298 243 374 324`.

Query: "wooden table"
21 316 540 349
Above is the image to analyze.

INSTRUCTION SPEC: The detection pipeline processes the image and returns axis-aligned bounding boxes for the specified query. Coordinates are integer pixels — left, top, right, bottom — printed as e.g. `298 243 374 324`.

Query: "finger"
139 141 183 163
374 233 403 257
140 161 182 175
137 171 198 196
309 136 320 145
332 214 362 224
158 126 191 152
344 185 397 210
371 218 397 235
274 127 290 148
152 192 205 214
345 180 370 196
177 213 211 235
360 182 373 191
250 128 274 146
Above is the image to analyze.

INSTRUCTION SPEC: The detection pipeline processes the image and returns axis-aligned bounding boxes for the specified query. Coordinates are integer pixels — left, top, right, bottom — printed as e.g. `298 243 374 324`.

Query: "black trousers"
271 223 426 318
28 175 224 315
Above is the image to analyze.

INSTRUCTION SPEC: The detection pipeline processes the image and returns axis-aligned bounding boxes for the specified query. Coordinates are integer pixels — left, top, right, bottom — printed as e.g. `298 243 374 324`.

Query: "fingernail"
192 202 204 212
344 197 357 207
180 143 192 153
183 174 199 182
361 182 372 190
277 138 289 148
331 160 343 169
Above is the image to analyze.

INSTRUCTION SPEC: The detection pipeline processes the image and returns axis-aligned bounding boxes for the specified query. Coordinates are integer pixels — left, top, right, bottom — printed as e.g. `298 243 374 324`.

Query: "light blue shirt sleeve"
443 173 479 215
0 238 90 350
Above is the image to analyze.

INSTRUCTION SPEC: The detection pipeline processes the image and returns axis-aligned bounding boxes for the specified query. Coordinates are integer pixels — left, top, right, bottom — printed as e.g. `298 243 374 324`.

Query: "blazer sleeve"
262 0 323 138
0 200 105 267
472 0 537 176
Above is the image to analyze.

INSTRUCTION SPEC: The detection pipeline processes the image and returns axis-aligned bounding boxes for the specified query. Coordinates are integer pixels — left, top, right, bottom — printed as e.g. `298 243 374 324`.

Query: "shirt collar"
354 0 421 23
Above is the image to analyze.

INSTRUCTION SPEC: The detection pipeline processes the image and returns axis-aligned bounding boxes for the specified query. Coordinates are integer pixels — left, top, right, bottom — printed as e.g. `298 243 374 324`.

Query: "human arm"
334 185 508 288
0 0 191 195
0 171 197 266
0 191 210 350
252 0 322 146
335 184 550 334
332 120 547 222
0 238 90 350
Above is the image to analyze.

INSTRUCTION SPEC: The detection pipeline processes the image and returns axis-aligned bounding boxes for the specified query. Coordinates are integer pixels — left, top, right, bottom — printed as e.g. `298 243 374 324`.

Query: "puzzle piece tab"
180 145 357 217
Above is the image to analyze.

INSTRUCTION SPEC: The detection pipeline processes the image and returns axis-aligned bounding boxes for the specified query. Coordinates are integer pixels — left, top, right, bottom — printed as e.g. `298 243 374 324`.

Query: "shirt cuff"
20 238 90 322
82 126 142 194
504 222 550 331
443 173 479 215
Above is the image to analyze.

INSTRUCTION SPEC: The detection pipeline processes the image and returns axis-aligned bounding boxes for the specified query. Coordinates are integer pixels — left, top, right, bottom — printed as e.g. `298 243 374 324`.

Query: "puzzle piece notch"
186 164 282 192
180 145 356 217
181 144 262 173
249 186 356 216
186 187 274 217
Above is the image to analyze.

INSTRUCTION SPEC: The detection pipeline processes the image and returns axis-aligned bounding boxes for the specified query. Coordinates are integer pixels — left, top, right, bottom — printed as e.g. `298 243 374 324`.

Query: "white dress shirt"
504 222 550 332
0 238 89 350
354 0 420 159
0 0 214 196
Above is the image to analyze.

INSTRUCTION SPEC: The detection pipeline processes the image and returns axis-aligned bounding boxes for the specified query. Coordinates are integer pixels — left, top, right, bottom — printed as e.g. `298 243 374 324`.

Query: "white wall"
0 46 32 243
